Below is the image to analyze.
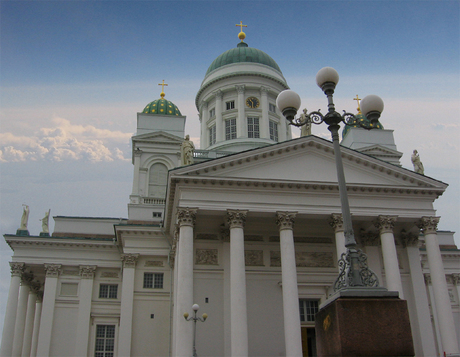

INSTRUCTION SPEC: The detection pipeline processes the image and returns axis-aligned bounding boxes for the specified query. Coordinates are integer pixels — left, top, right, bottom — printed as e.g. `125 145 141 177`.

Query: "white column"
21 287 37 357
75 266 96 356
131 149 142 198
30 293 43 357
174 208 197 357
36 264 61 357
236 85 245 138
425 274 443 354
276 212 302 357
200 103 209 149
402 233 437 356
222 229 231 357
215 90 223 143
329 214 346 262
227 209 249 357
12 274 32 356
419 217 460 356
1 262 25 357
171 225 179 357
375 216 404 298
260 87 270 139
453 274 460 312
118 254 139 357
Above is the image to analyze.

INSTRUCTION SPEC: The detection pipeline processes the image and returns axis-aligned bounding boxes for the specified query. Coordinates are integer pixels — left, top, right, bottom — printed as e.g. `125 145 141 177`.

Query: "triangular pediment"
170 136 446 190
132 131 183 144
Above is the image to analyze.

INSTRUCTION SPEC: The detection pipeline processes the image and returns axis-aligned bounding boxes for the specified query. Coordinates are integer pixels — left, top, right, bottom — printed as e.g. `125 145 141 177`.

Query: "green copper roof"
142 98 182 116
205 42 282 76
342 114 384 138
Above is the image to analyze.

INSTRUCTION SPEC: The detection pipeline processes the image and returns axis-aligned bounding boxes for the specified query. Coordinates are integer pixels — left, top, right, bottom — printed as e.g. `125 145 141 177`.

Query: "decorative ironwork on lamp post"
184 304 207 357
276 67 384 291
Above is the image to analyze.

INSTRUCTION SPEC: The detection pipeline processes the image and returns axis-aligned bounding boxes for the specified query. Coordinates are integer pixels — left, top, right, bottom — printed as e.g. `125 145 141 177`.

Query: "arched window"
148 163 168 198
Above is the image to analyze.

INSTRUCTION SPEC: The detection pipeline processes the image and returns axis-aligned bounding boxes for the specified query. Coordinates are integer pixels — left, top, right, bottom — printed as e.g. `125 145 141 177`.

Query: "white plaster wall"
49 305 78 356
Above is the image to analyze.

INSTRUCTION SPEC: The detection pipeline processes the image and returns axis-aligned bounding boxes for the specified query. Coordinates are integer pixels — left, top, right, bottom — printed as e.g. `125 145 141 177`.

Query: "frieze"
195 249 218 265
295 252 334 268
100 272 119 278
294 237 333 244
62 270 80 276
270 251 281 267
145 261 164 267
245 250 264 266
244 235 263 242
10 262 25 277
196 233 218 240
44 264 62 277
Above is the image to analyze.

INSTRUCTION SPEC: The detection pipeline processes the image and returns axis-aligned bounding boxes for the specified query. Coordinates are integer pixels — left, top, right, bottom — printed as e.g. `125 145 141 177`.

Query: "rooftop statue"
40 209 50 234
20 204 29 230
181 135 195 166
411 150 425 175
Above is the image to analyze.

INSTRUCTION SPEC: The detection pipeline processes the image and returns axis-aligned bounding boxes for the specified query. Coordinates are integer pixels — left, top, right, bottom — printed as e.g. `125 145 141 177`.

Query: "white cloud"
0 117 131 163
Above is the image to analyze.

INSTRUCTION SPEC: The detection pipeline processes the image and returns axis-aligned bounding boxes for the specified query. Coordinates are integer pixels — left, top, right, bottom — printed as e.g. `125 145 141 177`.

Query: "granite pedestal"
315 289 414 357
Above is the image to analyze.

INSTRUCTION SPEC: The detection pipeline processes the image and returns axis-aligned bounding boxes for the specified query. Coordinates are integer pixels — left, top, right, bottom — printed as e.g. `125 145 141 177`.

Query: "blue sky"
0 0 459 338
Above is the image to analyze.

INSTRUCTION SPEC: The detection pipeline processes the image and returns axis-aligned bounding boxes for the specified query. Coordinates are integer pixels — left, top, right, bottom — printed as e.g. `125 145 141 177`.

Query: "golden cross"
236 21 247 32
158 80 168 98
353 94 362 113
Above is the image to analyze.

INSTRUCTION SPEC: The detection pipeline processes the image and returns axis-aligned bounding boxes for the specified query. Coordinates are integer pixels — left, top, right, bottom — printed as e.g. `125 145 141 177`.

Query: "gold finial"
353 94 362 114
236 21 247 42
158 80 168 99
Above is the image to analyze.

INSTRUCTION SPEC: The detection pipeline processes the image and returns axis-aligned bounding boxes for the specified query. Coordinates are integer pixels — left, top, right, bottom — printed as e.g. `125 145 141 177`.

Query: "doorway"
301 327 317 357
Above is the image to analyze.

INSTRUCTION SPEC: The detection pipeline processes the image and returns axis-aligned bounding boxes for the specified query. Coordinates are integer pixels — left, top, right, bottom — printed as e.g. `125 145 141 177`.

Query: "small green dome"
142 98 182 116
205 42 282 76
342 113 384 138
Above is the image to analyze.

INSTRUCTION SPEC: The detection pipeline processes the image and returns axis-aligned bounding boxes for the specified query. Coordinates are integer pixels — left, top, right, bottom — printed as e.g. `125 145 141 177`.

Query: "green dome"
342 113 384 138
205 42 282 76
142 98 182 116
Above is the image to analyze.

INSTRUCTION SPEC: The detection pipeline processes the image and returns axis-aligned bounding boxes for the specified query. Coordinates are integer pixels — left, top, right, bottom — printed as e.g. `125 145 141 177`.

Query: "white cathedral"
1 28 460 357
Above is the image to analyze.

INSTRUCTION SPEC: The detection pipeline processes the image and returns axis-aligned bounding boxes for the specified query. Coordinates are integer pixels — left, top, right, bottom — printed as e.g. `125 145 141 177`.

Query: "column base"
315 290 414 357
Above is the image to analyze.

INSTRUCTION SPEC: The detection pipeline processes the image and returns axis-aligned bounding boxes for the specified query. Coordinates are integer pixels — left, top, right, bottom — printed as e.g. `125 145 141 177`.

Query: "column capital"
424 273 431 285
214 89 223 99
452 274 460 286
79 265 97 279
328 213 344 233
359 230 380 246
30 281 42 295
400 230 420 248
417 216 440 235
259 86 270 94
9 262 25 277
276 211 297 231
374 215 397 234
177 207 198 227
227 209 248 229
121 253 139 268
134 149 143 157
21 271 34 285
235 85 245 94
44 264 62 277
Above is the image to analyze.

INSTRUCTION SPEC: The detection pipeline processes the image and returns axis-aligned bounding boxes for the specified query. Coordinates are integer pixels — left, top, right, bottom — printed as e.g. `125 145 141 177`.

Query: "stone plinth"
316 294 414 357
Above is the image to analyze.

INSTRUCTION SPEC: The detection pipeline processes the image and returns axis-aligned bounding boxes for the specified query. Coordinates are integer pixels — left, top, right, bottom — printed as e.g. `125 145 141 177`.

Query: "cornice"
5 236 117 250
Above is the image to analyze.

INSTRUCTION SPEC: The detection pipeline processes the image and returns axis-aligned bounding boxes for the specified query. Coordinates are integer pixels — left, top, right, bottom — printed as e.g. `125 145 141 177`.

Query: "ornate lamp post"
184 304 207 357
276 67 384 291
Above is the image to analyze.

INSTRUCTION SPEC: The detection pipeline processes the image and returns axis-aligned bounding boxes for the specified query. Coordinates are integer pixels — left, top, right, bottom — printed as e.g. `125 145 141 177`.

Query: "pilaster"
75 265 96 356
215 90 223 142
260 86 270 139
236 85 245 138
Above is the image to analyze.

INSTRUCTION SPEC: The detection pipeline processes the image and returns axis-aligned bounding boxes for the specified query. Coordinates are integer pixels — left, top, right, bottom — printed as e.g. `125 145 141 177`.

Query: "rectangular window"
269 103 277 113
247 117 260 138
226 101 235 110
209 108 215 118
95 325 115 357
299 299 319 322
225 118 237 140
209 125 216 145
143 273 164 289
99 284 118 299
269 121 279 142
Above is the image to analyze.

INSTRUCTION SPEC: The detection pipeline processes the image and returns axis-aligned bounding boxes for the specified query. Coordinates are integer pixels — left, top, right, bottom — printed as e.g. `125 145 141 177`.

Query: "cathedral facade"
2 30 460 357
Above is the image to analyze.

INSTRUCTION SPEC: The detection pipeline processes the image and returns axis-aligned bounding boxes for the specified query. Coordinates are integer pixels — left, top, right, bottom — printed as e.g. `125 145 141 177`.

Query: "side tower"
128 83 185 222
196 24 291 153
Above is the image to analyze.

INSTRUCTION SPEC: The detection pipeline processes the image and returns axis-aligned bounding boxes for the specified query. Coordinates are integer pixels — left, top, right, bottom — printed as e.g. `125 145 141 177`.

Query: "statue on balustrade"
181 135 195 166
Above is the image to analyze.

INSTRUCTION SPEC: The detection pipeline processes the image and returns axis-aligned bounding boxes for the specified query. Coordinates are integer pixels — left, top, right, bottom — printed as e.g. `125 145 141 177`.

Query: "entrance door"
301 327 317 357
